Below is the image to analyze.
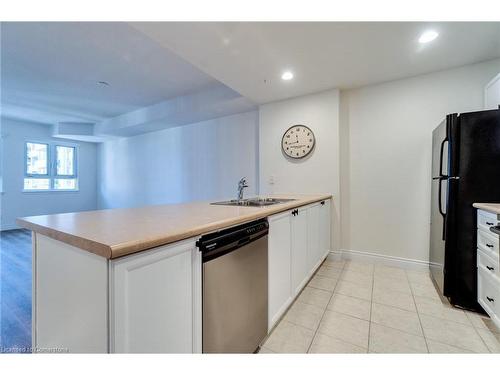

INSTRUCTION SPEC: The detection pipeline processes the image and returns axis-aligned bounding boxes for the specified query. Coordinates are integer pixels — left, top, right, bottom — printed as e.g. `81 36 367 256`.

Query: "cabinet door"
307 203 321 272
110 238 202 353
268 211 292 330
319 199 332 259
291 206 309 296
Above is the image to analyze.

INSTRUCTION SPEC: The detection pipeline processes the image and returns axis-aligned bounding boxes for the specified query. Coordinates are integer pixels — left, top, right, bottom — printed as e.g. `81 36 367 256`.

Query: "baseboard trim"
326 251 342 262
1 223 20 231
331 248 430 271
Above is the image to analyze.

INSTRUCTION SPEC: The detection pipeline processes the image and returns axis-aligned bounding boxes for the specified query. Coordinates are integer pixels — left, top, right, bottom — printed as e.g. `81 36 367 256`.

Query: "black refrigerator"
430 108 500 312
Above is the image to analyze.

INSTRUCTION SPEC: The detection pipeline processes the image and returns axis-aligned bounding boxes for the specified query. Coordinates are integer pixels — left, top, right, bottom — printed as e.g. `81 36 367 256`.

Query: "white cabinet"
307 200 332 276
268 211 293 330
291 206 308 296
307 203 321 272
476 209 500 331
35 235 201 354
319 200 332 256
477 259 500 327
110 238 202 353
319 199 332 260
268 198 332 330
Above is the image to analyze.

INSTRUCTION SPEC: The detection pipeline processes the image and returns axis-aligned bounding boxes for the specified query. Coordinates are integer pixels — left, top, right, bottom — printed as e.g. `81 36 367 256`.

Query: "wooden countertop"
473 203 500 215
17 194 332 259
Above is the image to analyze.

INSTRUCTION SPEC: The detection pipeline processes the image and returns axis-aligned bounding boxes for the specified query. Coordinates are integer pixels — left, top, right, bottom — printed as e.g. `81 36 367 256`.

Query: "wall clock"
281 125 315 159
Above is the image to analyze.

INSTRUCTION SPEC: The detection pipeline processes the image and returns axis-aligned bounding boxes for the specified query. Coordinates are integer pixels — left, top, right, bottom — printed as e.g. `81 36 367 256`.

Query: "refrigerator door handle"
436 137 451 241
438 178 445 217
438 138 449 178
438 177 447 240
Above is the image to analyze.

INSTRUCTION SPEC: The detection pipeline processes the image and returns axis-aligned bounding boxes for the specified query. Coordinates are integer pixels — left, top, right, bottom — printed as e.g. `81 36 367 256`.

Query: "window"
25 142 50 190
54 145 77 190
24 142 78 191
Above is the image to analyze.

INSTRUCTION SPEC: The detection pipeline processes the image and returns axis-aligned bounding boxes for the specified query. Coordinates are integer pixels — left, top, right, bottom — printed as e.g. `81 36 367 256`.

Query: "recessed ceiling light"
418 30 439 44
281 71 294 81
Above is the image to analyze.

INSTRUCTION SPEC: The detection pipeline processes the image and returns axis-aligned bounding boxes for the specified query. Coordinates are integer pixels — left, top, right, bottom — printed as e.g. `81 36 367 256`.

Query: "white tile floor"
260 258 500 353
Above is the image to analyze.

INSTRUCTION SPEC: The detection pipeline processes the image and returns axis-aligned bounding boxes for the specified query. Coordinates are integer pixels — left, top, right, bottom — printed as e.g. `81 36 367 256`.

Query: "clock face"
281 125 315 159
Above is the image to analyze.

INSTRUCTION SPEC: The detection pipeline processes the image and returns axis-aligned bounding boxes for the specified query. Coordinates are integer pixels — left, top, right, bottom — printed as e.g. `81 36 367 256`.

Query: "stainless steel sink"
211 197 296 207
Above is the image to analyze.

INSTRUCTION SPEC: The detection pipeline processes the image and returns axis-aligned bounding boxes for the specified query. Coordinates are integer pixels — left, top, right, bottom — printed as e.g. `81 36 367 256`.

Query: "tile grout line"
287 261 494 354
261 263 334 352
306 260 375 353
305 288 428 339
367 264 375 353
274 260 494 354
408 271 492 353
417 311 480 328
407 269 430 353
465 309 493 353
263 261 340 346
305 259 346 353
311 264 469 352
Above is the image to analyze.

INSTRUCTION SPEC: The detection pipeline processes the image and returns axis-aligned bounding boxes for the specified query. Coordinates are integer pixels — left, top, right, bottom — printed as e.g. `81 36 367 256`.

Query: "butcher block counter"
17 194 331 259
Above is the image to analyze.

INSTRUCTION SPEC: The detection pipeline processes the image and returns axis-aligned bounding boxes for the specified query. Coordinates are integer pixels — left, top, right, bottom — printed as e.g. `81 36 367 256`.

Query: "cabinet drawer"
478 269 500 319
477 228 500 259
477 249 500 280
477 210 500 232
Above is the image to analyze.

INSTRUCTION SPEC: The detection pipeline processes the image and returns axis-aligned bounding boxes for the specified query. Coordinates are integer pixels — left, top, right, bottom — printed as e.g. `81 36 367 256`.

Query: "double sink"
211 197 296 207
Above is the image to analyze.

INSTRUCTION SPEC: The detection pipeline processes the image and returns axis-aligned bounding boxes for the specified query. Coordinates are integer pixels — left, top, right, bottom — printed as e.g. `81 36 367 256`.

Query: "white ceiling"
2 22 499 129
132 22 500 103
0 22 219 125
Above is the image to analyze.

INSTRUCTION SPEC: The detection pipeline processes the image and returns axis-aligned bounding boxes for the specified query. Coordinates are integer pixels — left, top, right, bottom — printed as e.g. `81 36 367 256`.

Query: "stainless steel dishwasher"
197 219 268 353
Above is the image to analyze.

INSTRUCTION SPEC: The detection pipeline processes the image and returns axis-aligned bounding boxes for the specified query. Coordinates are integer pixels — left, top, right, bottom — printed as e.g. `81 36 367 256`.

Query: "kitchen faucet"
237 177 248 201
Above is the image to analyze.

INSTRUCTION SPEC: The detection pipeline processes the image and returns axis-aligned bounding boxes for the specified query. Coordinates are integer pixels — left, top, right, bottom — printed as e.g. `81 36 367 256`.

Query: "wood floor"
0 229 32 352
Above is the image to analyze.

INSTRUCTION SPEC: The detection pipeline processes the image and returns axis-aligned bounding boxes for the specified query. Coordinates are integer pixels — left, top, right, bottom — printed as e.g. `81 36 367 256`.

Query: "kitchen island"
17 194 332 353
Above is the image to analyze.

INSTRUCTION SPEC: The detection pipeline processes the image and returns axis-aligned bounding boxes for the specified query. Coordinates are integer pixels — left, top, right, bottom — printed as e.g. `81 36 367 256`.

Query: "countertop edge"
19 195 332 259
16 218 113 258
473 203 500 215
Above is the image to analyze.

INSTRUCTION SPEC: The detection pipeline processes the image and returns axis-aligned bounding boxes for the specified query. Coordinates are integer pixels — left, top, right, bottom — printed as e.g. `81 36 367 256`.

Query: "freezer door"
429 119 448 294
431 119 449 179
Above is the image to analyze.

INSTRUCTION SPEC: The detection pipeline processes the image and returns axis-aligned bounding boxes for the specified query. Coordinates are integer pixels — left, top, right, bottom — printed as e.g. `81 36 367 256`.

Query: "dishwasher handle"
197 219 268 262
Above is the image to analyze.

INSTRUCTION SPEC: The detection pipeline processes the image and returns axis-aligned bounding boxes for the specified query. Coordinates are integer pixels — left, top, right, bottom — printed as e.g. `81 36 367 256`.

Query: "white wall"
340 58 500 262
98 111 259 208
259 89 340 252
485 73 500 110
0 118 98 230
